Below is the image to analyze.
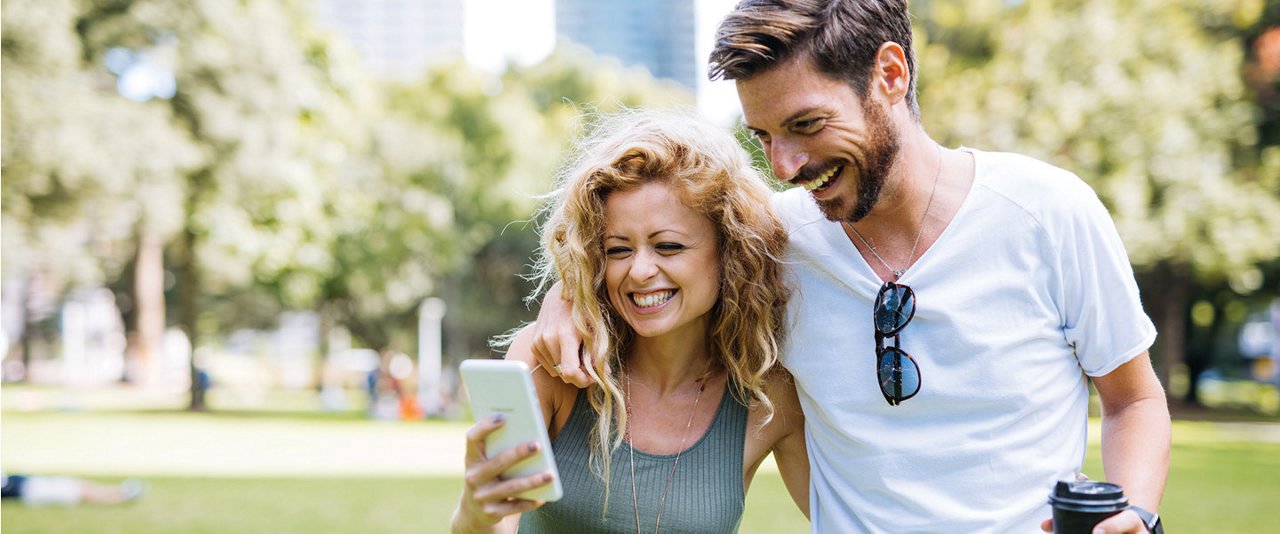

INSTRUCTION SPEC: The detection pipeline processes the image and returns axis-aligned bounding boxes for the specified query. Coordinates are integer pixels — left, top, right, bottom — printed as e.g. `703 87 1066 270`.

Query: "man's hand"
530 282 593 388
1039 509 1150 534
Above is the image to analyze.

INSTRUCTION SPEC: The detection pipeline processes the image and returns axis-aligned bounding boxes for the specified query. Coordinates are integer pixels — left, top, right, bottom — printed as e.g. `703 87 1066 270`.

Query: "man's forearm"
1099 395 1170 511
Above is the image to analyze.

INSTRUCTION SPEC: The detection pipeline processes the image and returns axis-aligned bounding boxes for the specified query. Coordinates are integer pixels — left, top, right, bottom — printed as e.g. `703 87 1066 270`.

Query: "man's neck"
844 131 973 281
855 129 943 234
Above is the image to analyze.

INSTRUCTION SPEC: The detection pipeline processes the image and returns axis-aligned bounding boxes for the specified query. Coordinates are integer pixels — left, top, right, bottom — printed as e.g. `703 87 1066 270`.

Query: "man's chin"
816 198 853 222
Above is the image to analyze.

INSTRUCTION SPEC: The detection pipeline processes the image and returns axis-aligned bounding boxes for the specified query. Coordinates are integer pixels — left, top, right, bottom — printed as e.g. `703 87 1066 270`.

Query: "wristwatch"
1129 506 1163 534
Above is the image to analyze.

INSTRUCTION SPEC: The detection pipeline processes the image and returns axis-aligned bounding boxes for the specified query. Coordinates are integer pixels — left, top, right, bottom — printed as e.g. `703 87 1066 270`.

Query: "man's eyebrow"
743 106 824 131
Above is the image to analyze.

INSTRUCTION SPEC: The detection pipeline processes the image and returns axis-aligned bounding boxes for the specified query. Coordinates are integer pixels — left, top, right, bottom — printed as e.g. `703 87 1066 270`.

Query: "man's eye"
793 118 824 133
751 130 770 143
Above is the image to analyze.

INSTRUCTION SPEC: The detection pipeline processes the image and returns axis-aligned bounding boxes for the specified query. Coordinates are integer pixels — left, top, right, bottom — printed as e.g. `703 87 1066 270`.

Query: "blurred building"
556 0 698 88
314 0 702 89
315 0 464 78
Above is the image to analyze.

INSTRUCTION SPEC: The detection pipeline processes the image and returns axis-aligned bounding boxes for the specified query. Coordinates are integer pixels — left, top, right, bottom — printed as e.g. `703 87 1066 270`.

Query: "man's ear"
873 42 910 105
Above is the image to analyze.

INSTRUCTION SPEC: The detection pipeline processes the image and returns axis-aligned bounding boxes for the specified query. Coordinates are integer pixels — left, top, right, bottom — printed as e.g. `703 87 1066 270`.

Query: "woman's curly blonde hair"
527 108 790 498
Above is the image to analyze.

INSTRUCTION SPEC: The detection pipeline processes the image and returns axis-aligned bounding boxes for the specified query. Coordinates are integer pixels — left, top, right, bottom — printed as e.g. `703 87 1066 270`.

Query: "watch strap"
1128 506 1163 534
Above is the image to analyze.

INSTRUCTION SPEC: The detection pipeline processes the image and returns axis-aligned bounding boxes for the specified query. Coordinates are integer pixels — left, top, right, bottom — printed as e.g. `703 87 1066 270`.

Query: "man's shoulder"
974 149 1090 194
770 186 808 210
770 187 825 227
971 148 1100 217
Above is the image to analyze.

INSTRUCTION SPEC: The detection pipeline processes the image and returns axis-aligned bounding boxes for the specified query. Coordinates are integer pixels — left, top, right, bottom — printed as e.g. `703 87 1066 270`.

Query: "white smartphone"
458 359 563 502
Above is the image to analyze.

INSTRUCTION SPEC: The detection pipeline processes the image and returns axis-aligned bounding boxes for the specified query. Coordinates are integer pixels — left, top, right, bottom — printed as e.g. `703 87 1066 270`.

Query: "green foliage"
918 0 1280 291
4 0 698 364
1 0 198 291
346 48 694 356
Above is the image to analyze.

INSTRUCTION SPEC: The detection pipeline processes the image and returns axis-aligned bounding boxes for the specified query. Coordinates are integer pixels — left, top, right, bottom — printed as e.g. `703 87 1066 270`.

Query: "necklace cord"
849 143 944 281
625 361 712 534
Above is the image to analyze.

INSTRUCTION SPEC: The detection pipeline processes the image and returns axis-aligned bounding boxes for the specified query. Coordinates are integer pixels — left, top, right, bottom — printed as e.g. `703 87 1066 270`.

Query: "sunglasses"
874 281 921 405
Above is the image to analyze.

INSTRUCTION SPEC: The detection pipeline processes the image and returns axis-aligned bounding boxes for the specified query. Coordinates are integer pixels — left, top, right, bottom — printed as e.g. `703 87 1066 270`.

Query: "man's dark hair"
708 0 920 121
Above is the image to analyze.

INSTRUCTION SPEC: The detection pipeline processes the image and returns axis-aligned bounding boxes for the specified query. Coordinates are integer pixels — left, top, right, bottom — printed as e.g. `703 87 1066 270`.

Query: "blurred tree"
2 0 199 379
916 0 1280 396
454 46 692 360
74 0 374 409
320 47 693 370
1242 0 1280 147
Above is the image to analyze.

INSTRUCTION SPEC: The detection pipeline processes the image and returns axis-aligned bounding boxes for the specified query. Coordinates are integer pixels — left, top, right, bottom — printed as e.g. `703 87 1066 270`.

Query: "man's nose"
768 137 809 182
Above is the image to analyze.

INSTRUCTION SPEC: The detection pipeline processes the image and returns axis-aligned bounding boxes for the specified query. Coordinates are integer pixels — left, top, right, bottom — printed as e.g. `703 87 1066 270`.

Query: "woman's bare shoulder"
752 369 804 430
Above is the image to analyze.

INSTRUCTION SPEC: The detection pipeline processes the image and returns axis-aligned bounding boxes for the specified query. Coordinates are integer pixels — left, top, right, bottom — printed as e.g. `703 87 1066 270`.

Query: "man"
530 1 1169 531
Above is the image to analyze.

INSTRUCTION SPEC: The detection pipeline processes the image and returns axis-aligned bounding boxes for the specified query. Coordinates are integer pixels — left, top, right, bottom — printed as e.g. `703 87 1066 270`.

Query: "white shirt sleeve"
1049 177 1157 376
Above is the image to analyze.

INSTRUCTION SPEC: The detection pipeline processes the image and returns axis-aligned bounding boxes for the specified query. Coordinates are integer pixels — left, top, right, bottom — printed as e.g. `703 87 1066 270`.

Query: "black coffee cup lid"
1049 481 1129 508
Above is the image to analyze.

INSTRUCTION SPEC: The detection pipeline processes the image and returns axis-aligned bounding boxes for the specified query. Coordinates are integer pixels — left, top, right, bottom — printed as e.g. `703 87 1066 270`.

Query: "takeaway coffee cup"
1047 480 1129 533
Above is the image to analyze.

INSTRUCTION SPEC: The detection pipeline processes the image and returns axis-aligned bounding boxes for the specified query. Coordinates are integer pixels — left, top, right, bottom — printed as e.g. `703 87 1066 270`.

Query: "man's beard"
814 99 900 223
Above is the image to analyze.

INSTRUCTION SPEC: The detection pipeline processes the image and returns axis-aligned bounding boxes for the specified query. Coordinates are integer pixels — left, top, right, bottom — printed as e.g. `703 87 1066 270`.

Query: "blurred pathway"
2 387 471 477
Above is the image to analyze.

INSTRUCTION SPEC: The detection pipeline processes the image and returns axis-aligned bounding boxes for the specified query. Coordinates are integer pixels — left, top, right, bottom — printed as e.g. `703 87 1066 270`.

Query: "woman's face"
603 181 721 340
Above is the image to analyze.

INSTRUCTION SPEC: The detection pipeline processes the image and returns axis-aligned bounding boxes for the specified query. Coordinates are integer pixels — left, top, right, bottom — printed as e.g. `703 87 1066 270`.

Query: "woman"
451 109 808 533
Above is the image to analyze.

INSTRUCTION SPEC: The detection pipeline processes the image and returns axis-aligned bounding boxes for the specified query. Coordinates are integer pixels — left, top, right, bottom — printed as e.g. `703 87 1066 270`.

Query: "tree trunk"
1147 261 1191 397
178 227 206 412
315 304 333 393
16 275 33 382
443 271 465 365
128 235 167 388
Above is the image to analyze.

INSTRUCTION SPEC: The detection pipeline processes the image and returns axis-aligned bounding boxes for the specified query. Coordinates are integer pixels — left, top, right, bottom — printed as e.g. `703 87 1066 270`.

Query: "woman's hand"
451 415 555 534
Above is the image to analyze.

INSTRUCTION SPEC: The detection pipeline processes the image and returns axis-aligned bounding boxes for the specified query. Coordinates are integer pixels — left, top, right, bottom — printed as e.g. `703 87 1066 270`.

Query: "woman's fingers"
481 496 544 519
472 471 555 503
465 441 543 490
457 417 553 528
463 415 506 464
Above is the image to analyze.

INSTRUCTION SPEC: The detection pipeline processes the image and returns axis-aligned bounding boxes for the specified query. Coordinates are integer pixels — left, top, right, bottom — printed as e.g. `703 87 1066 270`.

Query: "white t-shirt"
775 148 1156 533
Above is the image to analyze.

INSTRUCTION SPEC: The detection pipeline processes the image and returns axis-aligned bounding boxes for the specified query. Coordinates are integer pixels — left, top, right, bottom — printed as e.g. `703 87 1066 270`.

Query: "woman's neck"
626 328 715 396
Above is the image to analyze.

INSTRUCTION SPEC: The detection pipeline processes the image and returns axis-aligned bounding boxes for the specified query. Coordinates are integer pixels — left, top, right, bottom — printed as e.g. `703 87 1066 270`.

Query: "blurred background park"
2 0 1279 532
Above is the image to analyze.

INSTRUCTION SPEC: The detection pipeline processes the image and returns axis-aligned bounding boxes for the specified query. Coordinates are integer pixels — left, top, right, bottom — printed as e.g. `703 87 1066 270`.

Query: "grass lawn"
2 386 1277 532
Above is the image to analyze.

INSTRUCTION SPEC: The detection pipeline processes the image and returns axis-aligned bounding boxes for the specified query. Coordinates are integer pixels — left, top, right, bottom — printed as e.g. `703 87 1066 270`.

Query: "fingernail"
492 414 506 424
527 442 540 452
542 473 554 482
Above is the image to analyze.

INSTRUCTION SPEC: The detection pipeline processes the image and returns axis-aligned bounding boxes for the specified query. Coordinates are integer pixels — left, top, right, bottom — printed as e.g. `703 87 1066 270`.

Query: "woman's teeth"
803 165 841 191
633 290 674 308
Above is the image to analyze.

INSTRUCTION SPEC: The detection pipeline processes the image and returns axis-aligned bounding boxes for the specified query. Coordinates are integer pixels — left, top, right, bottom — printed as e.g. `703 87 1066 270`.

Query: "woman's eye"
606 247 632 257
655 243 685 253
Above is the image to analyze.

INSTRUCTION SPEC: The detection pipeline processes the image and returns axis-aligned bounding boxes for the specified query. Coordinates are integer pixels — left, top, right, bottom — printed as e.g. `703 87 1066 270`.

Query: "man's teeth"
803 166 841 191
633 290 674 308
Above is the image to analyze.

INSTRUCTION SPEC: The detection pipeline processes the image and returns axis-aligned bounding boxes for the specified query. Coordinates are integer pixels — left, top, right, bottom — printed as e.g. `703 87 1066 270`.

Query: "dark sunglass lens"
875 285 916 334
878 348 921 401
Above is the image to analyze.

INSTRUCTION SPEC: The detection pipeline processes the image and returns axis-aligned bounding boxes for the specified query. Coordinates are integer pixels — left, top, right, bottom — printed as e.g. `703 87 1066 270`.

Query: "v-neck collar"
821 147 982 290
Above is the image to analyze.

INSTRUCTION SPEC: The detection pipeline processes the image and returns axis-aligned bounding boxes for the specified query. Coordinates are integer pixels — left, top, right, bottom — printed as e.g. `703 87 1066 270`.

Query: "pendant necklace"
848 144 944 281
624 360 712 534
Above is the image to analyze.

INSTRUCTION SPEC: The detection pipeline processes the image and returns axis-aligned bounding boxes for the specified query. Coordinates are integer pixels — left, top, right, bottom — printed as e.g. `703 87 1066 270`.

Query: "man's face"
737 56 900 222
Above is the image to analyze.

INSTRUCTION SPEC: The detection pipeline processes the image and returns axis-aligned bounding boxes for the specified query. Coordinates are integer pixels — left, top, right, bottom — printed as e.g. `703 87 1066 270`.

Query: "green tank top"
517 385 748 533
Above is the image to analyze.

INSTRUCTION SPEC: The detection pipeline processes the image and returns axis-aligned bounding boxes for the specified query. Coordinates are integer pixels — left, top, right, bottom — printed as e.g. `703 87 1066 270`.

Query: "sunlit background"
3 0 1279 532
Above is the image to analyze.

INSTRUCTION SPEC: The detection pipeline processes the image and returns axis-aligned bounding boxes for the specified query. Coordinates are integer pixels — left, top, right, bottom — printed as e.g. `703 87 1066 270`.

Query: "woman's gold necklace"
624 361 711 534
